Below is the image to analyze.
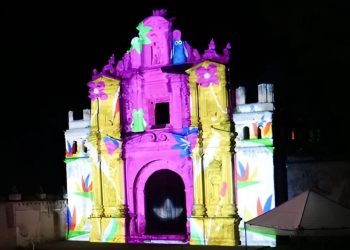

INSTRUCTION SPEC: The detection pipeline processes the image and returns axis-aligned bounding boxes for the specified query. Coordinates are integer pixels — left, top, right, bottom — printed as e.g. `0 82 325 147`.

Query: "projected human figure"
131 108 146 132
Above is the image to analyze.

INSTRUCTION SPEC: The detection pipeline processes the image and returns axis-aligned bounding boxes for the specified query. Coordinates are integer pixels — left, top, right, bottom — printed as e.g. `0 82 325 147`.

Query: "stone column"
190 84 206 217
89 98 104 241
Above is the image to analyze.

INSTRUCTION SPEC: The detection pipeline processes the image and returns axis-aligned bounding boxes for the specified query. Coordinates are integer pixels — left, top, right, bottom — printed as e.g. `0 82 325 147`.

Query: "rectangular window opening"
154 102 170 128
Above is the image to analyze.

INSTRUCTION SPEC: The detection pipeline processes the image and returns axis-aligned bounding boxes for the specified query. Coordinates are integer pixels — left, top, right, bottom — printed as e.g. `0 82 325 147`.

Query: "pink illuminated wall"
118 13 195 242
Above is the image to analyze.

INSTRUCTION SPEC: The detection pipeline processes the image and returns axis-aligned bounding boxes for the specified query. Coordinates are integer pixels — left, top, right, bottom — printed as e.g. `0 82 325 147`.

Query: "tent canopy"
246 189 350 236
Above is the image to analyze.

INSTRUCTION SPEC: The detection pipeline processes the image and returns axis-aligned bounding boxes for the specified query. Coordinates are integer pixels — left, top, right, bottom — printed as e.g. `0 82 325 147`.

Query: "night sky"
1 0 349 196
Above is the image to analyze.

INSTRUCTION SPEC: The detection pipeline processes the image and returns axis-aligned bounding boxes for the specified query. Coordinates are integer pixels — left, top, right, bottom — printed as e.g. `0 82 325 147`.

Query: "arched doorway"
145 169 186 235
243 126 250 140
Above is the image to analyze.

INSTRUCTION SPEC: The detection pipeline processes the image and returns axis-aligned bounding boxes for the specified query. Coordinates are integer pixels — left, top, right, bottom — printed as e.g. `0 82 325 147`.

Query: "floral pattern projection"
172 127 198 158
65 10 239 246
65 114 92 241
195 63 219 87
66 159 93 240
87 76 125 243
234 112 276 246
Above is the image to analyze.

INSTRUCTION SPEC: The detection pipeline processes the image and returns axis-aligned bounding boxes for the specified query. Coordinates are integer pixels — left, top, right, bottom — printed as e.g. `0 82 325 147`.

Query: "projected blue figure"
171 29 188 65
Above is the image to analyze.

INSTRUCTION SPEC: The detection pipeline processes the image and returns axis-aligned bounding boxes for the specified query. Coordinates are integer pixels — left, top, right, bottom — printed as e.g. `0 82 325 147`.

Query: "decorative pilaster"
188 66 208 246
187 60 240 246
89 101 104 241
88 76 127 242
189 79 207 217
89 86 104 218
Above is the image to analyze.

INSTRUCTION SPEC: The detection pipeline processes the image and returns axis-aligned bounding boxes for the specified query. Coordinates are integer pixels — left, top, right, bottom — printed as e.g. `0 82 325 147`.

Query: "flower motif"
128 22 152 54
66 141 73 157
103 136 120 155
172 127 198 158
129 37 142 54
172 135 191 158
182 127 198 149
257 194 273 215
81 174 92 192
88 81 108 100
73 174 93 200
67 206 76 231
195 63 219 87
137 22 151 46
237 161 260 189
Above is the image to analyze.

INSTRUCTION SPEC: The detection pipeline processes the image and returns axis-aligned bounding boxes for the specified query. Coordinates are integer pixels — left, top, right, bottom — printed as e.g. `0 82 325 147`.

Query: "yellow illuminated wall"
88 76 126 242
187 61 240 246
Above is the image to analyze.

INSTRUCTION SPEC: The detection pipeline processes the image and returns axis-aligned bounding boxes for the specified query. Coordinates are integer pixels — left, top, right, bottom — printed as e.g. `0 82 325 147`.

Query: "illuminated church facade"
234 84 276 246
64 10 240 245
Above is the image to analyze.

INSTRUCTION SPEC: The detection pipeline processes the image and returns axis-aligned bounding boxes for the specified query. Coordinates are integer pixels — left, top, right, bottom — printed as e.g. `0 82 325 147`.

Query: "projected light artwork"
233 84 276 246
65 9 240 245
153 198 183 220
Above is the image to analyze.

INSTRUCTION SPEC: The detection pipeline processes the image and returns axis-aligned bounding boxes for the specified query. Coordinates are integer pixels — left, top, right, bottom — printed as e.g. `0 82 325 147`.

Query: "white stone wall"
0 203 16 248
0 200 67 248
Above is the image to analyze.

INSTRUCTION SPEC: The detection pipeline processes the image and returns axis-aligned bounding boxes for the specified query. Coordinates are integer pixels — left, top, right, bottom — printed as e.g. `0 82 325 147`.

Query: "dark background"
1 0 349 196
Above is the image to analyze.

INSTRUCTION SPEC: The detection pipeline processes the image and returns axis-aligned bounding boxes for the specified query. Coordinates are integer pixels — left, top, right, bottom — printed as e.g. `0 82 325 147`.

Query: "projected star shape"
153 198 183 220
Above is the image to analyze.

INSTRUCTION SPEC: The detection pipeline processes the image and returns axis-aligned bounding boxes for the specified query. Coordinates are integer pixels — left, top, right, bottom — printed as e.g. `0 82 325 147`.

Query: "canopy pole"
244 221 248 250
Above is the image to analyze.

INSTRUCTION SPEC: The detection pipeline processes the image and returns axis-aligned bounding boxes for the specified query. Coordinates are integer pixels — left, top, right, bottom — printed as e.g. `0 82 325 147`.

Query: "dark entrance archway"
145 169 186 235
